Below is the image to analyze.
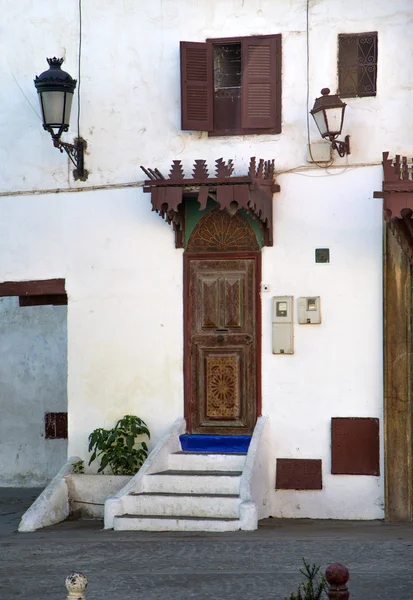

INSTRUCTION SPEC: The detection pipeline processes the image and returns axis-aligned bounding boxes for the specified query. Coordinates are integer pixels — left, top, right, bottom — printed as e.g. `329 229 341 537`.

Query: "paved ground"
1 488 413 599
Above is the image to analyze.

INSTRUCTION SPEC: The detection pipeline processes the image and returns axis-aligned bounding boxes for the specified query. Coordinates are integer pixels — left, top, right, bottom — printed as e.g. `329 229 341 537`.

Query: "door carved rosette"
205 353 241 420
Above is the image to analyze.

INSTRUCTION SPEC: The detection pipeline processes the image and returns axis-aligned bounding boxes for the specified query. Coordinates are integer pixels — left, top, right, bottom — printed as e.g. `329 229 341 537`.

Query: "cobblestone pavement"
1 488 413 600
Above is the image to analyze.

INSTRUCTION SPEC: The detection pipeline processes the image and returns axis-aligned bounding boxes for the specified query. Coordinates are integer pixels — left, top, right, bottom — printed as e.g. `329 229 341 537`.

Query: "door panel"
188 258 257 434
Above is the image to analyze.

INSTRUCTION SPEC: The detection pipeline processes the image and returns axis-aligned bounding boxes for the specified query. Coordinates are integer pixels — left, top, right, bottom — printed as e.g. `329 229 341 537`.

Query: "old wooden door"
185 255 259 434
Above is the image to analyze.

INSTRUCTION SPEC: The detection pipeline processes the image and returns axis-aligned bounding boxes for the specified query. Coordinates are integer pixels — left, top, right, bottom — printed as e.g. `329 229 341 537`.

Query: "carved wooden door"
187 257 257 434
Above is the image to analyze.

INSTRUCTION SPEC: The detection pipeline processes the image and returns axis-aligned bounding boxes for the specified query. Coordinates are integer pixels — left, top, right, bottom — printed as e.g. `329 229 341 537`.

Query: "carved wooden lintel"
141 157 280 248
373 152 413 265
374 152 413 217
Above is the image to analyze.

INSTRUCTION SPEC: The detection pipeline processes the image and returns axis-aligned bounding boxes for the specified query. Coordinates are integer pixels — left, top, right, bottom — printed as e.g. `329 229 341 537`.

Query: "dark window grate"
45 412 68 439
338 33 377 98
213 44 241 93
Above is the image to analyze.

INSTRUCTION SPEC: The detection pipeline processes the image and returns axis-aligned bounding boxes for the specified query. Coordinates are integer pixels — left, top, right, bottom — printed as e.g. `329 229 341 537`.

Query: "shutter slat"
181 41 213 131
241 35 281 131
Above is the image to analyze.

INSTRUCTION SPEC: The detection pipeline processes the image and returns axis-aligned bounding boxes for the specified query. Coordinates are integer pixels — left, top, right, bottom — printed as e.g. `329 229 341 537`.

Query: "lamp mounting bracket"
331 135 351 158
46 127 88 181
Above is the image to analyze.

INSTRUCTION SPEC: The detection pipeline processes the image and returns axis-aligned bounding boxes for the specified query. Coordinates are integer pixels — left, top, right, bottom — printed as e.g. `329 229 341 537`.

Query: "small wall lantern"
34 58 88 180
310 88 350 157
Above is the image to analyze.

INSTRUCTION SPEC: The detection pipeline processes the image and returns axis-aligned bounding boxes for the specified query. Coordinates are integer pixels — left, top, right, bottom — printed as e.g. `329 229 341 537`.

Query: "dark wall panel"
0 279 65 297
331 417 380 476
276 458 322 490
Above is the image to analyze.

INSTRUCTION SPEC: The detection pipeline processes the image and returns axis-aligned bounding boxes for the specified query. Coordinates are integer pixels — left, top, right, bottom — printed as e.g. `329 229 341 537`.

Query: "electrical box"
298 296 321 324
272 296 294 354
307 143 332 163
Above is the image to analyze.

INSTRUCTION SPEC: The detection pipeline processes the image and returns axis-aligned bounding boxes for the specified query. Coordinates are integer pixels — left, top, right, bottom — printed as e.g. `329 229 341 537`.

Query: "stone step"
113 514 241 532
144 470 242 495
124 492 241 518
168 451 247 472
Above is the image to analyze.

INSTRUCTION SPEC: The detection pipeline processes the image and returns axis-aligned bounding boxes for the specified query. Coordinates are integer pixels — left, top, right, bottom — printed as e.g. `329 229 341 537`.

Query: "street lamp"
310 88 350 157
34 57 88 180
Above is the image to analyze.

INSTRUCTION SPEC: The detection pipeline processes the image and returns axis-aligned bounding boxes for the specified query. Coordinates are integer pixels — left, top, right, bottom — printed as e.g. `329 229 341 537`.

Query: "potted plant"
67 415 150 519
88 414 150 475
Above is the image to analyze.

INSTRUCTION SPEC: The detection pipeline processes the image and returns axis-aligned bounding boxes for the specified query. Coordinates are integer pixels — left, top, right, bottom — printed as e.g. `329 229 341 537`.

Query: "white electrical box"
307 143 332 163
272 296 294 354
298 296 321 324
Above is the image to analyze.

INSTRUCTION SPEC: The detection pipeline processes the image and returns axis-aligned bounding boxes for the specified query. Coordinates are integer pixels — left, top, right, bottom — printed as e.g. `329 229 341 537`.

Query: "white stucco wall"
263 166 384 518
1 0 411 516
1 0 412 191
0 297 67 486
0 189 184 467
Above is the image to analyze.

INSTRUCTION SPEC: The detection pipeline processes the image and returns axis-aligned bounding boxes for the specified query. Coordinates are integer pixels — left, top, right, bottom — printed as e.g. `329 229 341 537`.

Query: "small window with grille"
338 33 377 98
180 34 282 136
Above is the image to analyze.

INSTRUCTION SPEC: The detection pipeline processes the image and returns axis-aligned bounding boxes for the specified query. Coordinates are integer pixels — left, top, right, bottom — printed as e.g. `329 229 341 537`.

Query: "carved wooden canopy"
141 157 280 248
374 152 413 264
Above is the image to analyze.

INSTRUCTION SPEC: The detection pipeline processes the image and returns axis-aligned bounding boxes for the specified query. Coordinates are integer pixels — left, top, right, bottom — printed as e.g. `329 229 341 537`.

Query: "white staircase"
113 450 247 532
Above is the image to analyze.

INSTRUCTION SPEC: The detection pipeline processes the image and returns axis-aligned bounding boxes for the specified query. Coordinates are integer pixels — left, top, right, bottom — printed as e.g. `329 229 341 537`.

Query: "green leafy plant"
286 559 327 600
72 459 85 474
88 415 150 475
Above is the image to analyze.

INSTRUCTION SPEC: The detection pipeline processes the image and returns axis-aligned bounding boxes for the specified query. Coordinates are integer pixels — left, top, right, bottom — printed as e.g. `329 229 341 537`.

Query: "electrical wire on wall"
77 0 82 141
12 73 41 121
306 0 333 169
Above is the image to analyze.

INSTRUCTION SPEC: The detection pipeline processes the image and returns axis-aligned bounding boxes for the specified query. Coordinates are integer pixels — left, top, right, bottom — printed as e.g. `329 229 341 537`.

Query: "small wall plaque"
276 458 322 490
315 248 330 263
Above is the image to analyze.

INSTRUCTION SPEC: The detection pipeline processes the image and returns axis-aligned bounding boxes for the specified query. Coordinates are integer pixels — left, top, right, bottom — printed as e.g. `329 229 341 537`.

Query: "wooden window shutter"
180 41 213 131
241 35 281 131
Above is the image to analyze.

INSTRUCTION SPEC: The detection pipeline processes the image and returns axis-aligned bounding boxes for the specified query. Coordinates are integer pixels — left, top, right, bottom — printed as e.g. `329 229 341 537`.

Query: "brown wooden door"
186 256 258 434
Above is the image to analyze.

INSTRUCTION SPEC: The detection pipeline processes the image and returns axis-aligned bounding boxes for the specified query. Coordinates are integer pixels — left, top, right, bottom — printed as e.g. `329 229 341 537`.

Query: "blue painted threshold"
180 434 251 453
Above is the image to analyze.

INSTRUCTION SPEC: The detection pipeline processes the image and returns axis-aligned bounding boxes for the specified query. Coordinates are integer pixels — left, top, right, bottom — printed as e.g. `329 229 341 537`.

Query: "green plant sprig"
286 558 328 600
88 415 150 476
72 459 85 474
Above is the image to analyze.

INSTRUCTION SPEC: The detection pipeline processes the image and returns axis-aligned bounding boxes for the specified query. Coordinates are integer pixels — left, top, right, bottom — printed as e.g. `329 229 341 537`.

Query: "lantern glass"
325 106 344 137
39 90 73 130
313 109 328 137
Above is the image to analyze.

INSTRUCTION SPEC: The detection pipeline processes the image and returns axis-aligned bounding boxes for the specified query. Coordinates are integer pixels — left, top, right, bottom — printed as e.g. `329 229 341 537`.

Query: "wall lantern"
310 88 350 157
34 58 88 180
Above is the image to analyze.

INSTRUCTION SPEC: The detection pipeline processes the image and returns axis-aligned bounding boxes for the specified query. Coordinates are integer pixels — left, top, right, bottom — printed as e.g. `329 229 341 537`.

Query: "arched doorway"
184 209 262 435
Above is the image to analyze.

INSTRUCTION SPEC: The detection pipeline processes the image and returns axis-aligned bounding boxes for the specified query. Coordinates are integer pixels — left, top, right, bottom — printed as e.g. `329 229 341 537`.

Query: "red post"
325 563 350 600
